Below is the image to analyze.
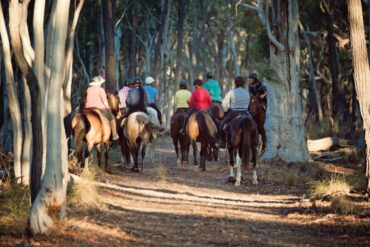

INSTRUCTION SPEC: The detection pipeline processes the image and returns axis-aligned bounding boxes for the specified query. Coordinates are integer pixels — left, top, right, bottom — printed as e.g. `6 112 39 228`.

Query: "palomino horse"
248 94 267 151
225 113 258 186
120 108 163 172
186 110 218 171
72 93 121 168
170 109 197 166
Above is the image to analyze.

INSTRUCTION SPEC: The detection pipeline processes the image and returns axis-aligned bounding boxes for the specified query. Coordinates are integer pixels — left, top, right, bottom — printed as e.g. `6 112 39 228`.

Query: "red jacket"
189 87 212 110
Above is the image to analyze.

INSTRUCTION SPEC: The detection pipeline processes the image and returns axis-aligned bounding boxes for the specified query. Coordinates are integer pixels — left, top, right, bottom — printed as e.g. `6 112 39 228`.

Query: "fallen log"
307 137 339 152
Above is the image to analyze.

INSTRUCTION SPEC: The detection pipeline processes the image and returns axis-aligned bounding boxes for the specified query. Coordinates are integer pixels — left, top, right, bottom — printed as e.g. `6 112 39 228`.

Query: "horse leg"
227 144 236 183
105 142 110 169
257 113 267 152
192 140 198 166
251 144 258 185
131 147 140 173
235 153 242 187
141 144 146 173
84 142 94 169
173 137 180 166
200 141 207 172
96 144 102 168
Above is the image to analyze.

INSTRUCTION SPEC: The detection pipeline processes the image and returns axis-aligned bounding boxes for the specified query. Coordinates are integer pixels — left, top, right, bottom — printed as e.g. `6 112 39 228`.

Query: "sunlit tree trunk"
0 2 23 184
347 0 370 192
173 0 186 93
29 0 71 234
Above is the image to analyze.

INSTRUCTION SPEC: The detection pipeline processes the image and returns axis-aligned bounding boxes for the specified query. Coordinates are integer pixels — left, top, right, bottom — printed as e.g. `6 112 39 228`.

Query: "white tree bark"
0 2 23 184
21 77 32 186
263 1 309 162
30 0 71 234
347 0 370 192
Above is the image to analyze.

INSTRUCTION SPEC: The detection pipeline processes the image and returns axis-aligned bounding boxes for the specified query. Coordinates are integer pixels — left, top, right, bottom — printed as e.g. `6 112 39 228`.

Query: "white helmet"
145 76 155 85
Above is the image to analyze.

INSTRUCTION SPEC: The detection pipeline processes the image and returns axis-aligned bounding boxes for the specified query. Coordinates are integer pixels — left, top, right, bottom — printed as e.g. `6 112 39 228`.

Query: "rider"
204 70 222 104
180 79 212 134
118 78 131 111
85 76 119 140
216 76 251 149
174 80 192 113
123 76 149 118
248 72 267 111
143 76 162 125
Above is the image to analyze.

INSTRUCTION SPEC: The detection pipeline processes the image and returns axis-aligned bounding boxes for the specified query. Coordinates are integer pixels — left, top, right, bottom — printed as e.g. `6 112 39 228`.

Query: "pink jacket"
85 86 109 109
118 86 131 108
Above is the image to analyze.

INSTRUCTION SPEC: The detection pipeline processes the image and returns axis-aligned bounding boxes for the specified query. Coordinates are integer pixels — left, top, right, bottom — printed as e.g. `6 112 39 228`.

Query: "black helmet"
234 76 245 87
193 79 203 87
248 72 258 80
124 78 131 86
205 70 213 79
131 76 141 85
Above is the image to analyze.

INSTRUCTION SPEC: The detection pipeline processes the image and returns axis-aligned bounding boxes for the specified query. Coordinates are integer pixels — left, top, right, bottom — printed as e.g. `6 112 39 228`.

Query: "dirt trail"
2 137 370 246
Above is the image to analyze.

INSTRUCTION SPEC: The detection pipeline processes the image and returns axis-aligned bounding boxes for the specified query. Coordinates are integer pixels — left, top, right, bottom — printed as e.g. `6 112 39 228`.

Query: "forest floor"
1 136 370 246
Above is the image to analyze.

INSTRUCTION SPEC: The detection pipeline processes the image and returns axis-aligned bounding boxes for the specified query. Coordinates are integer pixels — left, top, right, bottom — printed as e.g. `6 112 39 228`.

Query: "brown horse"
225 113 258 186
209 102 224 161
186 110 218 171
248 94 267 151
121 109 163 172
72 93 121 168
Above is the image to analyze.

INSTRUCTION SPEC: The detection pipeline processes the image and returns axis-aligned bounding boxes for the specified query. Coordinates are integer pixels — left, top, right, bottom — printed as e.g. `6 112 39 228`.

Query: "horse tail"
136 114 164 134
196 112 217 146
72 112 90 145
239 117 255 167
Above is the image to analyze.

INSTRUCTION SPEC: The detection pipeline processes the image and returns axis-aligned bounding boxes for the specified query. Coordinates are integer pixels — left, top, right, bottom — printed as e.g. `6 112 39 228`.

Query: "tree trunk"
30 0 71 234
8 0 43 199
347 0 370 193
0 2 23 184
173 0 186 93
128 0 138 78
151 0 170 79
262 0 309 162
102 0 116 92
324 0 343 131
21 77 32 186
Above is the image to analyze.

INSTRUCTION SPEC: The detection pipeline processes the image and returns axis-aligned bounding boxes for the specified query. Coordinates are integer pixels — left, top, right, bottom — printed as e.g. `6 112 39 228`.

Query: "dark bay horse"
225 113 258 186
121 110 163 172
186 110 218 171
170 110 191 166
248 94 267 152
71 93 121 168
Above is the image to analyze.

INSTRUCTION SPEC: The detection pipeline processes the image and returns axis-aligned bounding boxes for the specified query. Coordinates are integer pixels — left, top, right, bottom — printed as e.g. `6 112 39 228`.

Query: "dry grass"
330 196 359 215
0 182 30 229
68 165 100 207
309 174 352 199
147 164 168 181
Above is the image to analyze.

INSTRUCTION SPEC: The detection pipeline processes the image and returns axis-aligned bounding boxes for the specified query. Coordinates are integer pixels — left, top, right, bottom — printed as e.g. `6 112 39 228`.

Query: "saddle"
223 113 247 132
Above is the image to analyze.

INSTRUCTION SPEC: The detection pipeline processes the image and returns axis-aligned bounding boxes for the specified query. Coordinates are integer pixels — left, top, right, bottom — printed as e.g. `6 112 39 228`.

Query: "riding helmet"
124 78 131 86
205 70 213 79
193 79 203 87
131 76 141 85
248 72 258 80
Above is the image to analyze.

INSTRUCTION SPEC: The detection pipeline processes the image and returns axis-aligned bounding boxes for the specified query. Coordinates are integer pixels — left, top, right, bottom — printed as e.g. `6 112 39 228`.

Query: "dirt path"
2 137 370 246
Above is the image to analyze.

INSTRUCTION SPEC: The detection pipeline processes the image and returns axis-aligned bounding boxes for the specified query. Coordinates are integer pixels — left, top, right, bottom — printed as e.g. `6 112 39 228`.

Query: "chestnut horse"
120 108 163 172
72 93 121 168
225 113 258 186
248 94 267 151
186 110 218 171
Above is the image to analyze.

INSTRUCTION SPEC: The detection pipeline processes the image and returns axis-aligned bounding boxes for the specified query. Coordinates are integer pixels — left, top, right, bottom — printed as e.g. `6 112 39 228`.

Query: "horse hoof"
252 180 258 185
235 181 241 187
227 177 236 183
131 167 140 173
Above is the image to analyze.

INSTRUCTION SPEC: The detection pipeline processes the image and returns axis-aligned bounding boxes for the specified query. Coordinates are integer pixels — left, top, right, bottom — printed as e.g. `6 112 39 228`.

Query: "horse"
248 94 267 152
71 93 121 169
225 113 258 186
186 110 218 171
170 109 198 166
120 108 163 172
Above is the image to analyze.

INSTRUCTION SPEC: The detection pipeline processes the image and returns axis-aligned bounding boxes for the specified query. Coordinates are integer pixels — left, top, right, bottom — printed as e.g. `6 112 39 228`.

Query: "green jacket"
204 79 222 102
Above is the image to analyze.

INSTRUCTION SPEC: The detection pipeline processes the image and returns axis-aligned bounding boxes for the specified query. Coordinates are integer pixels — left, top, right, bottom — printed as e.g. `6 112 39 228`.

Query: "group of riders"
84 70 267 151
